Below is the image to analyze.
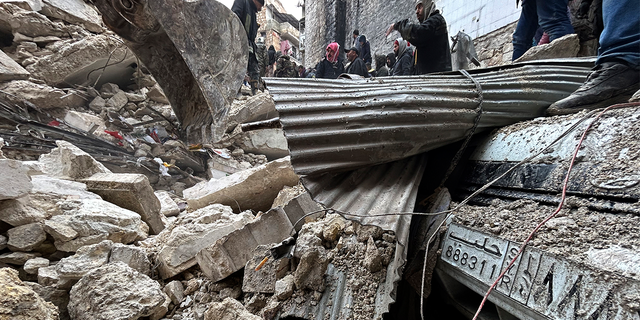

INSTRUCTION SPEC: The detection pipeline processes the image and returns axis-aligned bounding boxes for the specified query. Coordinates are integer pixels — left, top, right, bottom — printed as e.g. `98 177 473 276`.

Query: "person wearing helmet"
385 0 452 75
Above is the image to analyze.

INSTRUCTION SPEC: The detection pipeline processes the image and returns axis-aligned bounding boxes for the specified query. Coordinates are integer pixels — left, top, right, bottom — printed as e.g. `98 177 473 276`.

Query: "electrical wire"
471 101 640 320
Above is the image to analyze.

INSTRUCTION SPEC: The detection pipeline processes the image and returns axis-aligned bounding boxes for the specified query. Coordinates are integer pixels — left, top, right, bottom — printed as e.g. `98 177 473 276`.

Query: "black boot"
250 80 258 96
546 62 640 116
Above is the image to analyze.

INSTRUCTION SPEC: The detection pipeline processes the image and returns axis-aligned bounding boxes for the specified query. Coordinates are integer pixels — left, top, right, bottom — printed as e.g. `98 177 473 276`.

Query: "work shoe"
546 62 640 116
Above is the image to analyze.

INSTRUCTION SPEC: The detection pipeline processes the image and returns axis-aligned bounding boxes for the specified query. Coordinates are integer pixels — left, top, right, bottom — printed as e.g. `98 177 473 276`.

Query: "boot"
546 62 640 116
249 80 258 96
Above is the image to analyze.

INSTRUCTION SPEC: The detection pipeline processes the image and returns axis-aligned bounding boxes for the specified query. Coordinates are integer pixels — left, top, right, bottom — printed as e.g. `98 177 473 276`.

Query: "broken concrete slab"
0 175 101 226
204 297 261 320
26 34 134 86
155 191 180 217
0 0 43 11
109 243 151 276
184 156 299 213
225 92 277 133
7 222 46 251
0 251 41 265
242 245 289 294
55 240 112 280
142 203 253 279
0 48 30 81
0 80 85 109
68 262 168 320
206 154 252 179
196 207 293 282
105 90 128 110
234 128 289 160
163 280 184 305
83 173 165 234
64 110 106 133
38 140 111 180
23 257 49 274
279 192 324 232
515 33 580 63
40 0 103 33
0 267 59 320
0 3 67 37
0 159 32 200
43 199 148 252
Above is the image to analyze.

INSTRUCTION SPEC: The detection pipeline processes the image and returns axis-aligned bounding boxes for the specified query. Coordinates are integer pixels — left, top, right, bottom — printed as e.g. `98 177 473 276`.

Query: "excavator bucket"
94 0 248 143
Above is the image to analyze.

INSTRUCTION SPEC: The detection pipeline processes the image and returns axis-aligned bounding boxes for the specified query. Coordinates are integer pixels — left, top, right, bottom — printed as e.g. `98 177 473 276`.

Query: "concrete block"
206 155 251 179
242 245 289 294
234 128 289 160
37 265 59 286
64 110 106 133
109 243 152 276
0 159 32 200
0 47 29 81
23 257 49 274
184 156 299 213
163 280 184 305
40 0 103 33
225 92 277 133
196 207 293 282
56 240 112 280
38 140 111 180
280 192 324 232
0 80 85 110
7 222 46 251
155 191 179 217
274 274 295 300
147 204 254 279
515 34 580 63
83 173 165 234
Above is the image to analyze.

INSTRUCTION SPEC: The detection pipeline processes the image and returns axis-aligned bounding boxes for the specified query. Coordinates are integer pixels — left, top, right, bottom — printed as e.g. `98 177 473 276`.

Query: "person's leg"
512 0 539 60
248 51 260 95
536 0 574 42
546 0 640 115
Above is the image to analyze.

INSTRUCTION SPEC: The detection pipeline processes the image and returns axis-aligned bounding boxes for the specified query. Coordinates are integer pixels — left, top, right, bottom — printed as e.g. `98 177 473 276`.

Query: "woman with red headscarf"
315 42 345 79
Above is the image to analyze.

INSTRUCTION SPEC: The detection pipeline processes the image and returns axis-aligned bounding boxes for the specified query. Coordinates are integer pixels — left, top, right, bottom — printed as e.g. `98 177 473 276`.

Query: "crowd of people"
232 0 639 115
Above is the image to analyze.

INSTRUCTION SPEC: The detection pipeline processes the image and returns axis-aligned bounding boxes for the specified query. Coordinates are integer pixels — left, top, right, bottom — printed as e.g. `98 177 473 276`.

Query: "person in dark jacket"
373 54 390 77
232 0 264 94
386 53 396 69
315 42 344 79
344 46 369 77
392 38 412 76
358 35 372 69
385 0 452 74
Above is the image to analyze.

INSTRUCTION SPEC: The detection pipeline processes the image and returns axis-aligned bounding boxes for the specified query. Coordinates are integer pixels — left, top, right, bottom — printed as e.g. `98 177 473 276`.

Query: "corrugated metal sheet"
265 60 594 176
278 154 427 319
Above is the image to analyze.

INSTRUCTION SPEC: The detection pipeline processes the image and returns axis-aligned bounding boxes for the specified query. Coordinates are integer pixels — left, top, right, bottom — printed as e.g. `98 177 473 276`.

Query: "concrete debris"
233 128 289 160
141 204 253 279
105 90 128 110
109 243 152 276
63 111 115 142
146 84 169 104
25 34 134 86
83 173 165 234
43 199 148 252
37 265 59 287
25 282 70 320
7 222 46 251
242 245 289 293
0 251 40 265
184 156 299 213
40 0 103 33
155 191 180 217
0 3 67 37
514 33 580 63
0 175 101 226
0 159 32 200
0 0 43 11
206 153 252 179
271 183 305 208
163 280 185 305
195 207 293 282
274 274 295 301
68 262 168 320
0 80 85 109
55 240 112 280
0 267 60 320
225 92 278 133
0 235 6 250
0 48 30 81
38 140 111 180
293 246 329 292
204 297 261 320
23 257 50 274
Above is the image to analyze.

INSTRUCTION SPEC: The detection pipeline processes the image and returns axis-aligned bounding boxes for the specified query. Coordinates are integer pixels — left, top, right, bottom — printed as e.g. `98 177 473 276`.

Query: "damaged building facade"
0 0 637 320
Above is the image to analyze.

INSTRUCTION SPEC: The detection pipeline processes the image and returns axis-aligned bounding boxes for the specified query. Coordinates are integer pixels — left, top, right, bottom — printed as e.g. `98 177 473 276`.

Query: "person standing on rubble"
392 38 413 76
345 46 370 77
546 0 640 115
267 45 277 77
359 35 372 70
373 54 390 77
511 0 575 61
256 37 269 86
315 42 345 79
232 0 264 95
385 0 452 74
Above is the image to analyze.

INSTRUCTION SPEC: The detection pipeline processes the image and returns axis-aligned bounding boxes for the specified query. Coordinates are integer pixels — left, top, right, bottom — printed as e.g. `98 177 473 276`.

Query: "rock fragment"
293 246 329 292
55 240 112 280
109 243 151 276
0 80 85 109
0 48 30 81
0 267 59 320
155 191 180 217
163 280 185 305
204 297 261 320
38 140 111 180
0 3 67 37
83 173 165 234
242 245 288 293
275 274 295 300
7 222 46 251
24 257 49 274
40 0 103 33
514 33 580 63
0 251 40 265
0 159 32 200
68 262 168 320
234 128 289 160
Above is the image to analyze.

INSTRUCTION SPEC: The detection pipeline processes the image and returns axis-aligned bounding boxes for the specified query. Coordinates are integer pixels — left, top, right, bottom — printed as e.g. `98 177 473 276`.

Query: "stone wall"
472 21 516 68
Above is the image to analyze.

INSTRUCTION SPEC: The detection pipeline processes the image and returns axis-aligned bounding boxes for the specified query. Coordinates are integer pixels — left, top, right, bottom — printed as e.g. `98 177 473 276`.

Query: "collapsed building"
0 0 638 320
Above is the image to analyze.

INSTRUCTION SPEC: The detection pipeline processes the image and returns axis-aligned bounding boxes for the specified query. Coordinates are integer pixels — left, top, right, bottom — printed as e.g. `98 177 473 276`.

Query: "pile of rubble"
0 1 399 320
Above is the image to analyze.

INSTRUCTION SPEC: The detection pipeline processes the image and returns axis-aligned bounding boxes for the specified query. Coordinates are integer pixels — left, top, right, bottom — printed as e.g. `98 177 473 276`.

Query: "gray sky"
219 0 303 19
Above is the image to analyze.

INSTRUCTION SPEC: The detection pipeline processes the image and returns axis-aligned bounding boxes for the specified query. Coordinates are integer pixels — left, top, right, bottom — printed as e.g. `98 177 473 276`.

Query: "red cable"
471 102 640 320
